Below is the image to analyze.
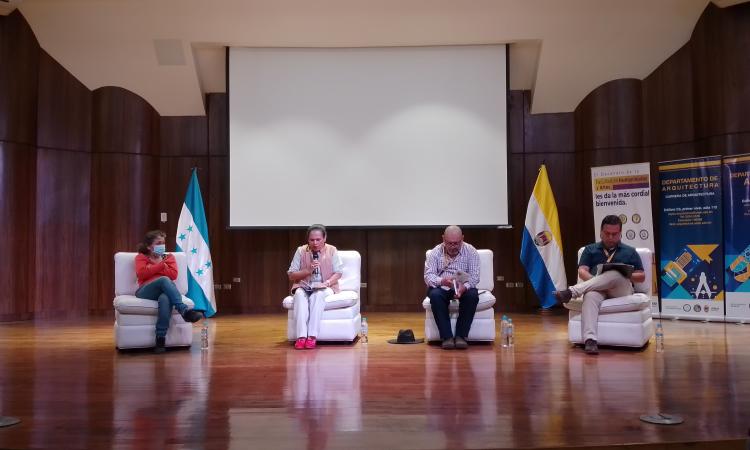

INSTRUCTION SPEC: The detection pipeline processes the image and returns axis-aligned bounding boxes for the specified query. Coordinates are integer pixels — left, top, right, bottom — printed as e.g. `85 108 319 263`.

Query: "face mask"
152 244 166 256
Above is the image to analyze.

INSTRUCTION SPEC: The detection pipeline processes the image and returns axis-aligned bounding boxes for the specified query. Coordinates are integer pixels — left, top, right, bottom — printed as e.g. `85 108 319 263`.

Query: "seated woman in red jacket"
135 230 202 353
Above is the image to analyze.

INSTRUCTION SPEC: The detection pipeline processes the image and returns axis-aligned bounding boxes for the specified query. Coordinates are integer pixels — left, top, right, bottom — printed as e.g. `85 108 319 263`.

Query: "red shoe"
294 338 306 350
305 337 317 349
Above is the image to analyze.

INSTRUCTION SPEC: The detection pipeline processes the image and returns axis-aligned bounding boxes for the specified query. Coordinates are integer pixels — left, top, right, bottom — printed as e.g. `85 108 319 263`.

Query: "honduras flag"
176 169 217 317
520 165 567 309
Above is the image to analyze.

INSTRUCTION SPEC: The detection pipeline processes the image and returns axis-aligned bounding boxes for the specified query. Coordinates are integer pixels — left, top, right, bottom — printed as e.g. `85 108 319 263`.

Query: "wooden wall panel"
699 133 750 157
502 153 527 310
606 79 643 149
508 91 525 154
575 85 610 151
92 87 159 155
0 142 36 320
6 3 750 321
207 157 236 312
89 86 162 313
207 94 228 156
366 230 436 312
691 2 750 139
37 50 92 152
228 230 290 313
524 112 575 154
160 116 207 157
89 153 158 312
34 149 91 317
642 45 694 147
157 115 209 235
576 79 642 151
158 157 209 238
0 11 39 146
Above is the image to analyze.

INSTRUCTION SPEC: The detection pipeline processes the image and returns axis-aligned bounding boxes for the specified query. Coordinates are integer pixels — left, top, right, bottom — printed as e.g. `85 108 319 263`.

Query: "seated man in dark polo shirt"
554 215 645 355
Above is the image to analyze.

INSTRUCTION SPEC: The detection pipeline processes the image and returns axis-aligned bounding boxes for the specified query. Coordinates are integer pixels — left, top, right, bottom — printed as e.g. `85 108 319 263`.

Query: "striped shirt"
424 242 480 289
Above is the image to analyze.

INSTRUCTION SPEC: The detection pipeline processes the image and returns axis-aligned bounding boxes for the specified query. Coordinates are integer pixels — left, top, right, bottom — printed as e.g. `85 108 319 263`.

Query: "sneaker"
553 289 573 304
305 337 317 349
154 336 166 354
454 336 468 350
584 339 599 355
181 309 203 323
441 338 455 350
294 338 306 350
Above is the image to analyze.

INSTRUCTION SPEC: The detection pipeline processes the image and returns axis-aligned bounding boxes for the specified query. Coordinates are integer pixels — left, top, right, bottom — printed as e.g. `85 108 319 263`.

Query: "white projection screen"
228 45 509 227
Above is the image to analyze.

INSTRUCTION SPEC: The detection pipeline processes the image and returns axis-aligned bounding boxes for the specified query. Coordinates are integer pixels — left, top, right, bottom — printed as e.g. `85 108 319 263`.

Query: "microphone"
312 251 320 276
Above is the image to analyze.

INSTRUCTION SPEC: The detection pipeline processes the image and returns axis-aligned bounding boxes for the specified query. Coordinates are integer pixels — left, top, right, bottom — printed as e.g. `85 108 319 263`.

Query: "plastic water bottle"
200 318 209 350
360 317 369 344
500 315 509 348
655 322 664 353
506 318 515 347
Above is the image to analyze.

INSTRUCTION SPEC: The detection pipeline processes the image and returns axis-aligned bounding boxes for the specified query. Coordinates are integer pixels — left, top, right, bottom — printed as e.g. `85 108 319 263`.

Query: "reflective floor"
0 313 748 449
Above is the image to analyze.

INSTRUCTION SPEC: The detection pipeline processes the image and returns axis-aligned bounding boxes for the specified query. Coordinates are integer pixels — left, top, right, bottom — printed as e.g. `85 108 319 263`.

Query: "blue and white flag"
176 169 217 317
520 165 567 309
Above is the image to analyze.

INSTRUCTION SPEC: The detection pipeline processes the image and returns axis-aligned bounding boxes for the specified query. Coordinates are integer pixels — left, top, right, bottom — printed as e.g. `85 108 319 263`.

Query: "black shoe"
553 289 573 304
584 339 599 355
454 336 468 350
181 309 203 323
441 338 455 350
154 336 166 354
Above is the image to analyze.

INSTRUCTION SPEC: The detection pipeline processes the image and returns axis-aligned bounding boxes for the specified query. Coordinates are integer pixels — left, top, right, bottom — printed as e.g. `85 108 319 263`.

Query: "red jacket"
135 253 178 286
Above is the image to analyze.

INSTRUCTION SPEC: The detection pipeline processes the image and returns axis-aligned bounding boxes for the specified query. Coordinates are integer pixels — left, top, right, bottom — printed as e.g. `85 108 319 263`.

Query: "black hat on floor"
387 329 425 344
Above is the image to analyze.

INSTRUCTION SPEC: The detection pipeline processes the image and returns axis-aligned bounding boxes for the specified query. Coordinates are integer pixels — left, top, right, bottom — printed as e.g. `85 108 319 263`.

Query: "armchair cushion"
564 293 650 314
422 290 496 312
282 290 359 311
114 295 195 315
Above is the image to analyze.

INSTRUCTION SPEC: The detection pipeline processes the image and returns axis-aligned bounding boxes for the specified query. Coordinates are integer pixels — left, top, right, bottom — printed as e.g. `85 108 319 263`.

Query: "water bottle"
655 322 664 353
360 317 369 344
200 318 209 350
500 315 509 348
506 318 515 347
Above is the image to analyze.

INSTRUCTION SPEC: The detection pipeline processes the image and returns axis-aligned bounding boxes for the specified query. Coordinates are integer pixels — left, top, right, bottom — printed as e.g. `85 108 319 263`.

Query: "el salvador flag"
176 169 217 317
520 164 567 309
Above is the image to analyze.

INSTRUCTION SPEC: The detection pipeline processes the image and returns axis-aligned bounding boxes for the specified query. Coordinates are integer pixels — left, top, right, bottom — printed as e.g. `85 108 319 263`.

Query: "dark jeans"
428 287 479 340
135 276 187 338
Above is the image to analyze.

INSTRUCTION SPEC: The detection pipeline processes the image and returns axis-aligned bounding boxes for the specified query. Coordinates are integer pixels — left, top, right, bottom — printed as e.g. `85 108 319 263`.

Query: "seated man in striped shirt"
424 225 481 350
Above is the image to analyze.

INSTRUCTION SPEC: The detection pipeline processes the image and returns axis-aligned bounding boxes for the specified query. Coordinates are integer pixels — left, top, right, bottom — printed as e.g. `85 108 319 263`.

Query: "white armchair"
566 247 654 347
282 250 362 342
422 249 497 342
113 252 195 349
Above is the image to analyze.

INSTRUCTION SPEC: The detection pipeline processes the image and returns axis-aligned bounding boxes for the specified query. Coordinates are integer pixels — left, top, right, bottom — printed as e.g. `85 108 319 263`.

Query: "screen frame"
225 44 512 230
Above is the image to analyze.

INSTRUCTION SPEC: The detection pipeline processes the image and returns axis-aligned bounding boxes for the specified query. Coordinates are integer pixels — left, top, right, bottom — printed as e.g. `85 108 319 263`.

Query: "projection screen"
228 45 508 227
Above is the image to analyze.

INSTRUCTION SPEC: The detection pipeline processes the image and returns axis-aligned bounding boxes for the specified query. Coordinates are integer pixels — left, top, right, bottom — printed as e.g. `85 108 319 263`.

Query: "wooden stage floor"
0 312 747 450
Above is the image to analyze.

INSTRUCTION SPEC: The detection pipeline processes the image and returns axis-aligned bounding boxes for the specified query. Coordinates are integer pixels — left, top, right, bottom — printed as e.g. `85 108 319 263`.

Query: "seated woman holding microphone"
287 224 343 349
135 230 203 353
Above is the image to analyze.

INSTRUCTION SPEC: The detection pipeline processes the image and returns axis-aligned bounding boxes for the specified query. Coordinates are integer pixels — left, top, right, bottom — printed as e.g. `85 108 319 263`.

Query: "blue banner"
658 156 724 320
723 154 750 322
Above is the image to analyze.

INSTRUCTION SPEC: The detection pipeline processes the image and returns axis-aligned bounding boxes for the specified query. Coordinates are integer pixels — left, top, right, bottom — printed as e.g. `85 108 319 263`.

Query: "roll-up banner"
591 163 657 314
723 154 750 323
658 156 724 321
